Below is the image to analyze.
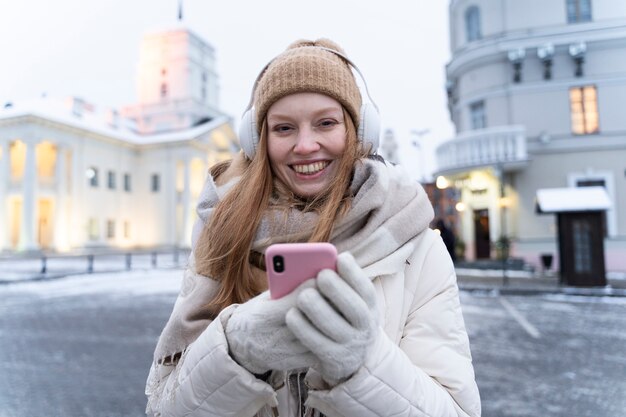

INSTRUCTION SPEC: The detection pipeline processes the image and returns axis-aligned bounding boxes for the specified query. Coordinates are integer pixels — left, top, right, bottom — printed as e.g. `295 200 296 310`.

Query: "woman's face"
266 92 347 199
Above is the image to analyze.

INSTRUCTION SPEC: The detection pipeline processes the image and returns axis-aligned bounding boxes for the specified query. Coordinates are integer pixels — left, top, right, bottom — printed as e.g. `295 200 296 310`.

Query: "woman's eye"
273 125 293 133
319 119 337 128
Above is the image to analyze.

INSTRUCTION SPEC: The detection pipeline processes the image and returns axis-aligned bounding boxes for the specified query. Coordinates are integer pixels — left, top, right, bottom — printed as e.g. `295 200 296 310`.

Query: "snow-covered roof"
0 97 233 146
536 186 611 213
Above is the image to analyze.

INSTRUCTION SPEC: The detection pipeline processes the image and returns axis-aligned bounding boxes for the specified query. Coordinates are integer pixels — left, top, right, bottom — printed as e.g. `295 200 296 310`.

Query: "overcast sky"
0 0 454 180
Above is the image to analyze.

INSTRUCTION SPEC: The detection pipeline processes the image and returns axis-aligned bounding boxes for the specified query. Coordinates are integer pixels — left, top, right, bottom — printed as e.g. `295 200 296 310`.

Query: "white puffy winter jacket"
147 229 481 417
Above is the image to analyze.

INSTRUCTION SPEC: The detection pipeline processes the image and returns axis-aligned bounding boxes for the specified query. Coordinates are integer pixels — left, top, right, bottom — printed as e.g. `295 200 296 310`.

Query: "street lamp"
494 164 509 286
410 129 429 182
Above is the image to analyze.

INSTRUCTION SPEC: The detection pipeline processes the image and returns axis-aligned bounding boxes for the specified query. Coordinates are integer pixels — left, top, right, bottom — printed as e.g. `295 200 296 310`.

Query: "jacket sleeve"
305 232 481 417
146 305 278 417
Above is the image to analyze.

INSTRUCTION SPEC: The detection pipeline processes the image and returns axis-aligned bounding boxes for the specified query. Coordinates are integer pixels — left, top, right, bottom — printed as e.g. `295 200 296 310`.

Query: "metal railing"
0 247 191 283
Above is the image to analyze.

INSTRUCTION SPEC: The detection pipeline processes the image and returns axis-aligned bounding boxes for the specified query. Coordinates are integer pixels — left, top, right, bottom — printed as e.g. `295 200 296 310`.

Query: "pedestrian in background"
146 38 480 417
436 218 457 263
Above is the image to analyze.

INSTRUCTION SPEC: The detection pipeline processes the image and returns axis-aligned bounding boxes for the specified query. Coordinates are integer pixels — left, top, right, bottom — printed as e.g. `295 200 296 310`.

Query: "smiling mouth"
291 161 330 175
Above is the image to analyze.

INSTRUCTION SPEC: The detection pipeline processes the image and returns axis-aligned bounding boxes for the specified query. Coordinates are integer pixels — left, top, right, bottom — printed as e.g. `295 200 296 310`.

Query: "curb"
0 266 185 285
459 283 626 297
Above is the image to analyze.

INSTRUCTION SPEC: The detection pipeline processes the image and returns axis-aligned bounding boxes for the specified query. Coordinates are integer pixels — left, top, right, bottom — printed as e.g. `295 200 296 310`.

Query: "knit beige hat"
254 38 362 131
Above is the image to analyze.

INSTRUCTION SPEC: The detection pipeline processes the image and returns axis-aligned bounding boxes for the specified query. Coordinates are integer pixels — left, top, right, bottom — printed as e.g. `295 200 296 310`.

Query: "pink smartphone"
265 242 337 299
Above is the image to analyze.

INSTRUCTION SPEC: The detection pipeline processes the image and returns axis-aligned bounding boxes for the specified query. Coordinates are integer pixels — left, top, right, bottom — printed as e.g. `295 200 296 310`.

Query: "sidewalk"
456 267 626 297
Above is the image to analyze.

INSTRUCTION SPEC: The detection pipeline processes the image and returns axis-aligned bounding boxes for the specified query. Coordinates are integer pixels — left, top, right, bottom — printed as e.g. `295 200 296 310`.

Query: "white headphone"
238 46 381 159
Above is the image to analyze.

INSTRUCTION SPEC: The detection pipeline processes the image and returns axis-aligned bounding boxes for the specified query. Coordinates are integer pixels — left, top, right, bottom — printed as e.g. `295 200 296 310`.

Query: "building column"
0 140 8 251
19 138 39 251
70 145 82 248
180 157 191 247
54 144 69 250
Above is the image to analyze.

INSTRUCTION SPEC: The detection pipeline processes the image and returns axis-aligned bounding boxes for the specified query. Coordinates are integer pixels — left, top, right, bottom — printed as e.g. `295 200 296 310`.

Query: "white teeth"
293 161 329 174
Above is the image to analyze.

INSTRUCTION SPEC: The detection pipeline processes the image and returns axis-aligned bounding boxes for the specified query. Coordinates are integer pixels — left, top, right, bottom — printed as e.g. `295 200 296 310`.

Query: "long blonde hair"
194 108 369 315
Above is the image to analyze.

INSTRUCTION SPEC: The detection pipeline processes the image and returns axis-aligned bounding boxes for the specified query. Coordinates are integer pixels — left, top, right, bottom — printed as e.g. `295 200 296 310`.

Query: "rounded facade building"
437 0 626 282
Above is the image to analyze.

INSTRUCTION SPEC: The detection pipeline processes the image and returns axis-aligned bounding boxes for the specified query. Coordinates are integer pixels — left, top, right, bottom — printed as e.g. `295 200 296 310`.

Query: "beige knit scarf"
147 156 433 415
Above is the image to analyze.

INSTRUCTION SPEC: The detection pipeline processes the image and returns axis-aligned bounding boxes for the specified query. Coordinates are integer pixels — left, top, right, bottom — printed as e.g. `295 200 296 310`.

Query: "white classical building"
437 0 626 283
0 26 239 252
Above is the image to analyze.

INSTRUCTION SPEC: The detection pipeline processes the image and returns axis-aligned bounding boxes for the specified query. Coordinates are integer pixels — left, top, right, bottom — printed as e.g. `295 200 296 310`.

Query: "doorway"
473 209 491 259
557 211 606 286
9 198 22 249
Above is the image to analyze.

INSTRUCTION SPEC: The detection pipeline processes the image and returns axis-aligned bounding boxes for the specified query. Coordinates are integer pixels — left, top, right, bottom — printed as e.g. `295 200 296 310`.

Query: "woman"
146 38 481 417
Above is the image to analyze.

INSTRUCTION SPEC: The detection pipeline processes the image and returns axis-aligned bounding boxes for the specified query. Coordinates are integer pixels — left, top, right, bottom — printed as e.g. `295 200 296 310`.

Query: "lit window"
465 6 482 42
570 86 599 134
36 142 57 180
9 140 26 180
567 0 592 23
151 174 160 192
124 173 131 192
470 101 486 130
107 219 115 239
108 171 116 190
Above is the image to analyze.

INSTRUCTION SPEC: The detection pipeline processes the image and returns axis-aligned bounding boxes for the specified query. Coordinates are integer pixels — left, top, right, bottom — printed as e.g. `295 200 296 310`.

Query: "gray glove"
286 252 379 385
225 281 319 375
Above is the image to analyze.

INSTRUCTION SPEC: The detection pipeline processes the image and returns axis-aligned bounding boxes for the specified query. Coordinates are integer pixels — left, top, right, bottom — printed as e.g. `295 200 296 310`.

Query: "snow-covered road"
0 269 625 417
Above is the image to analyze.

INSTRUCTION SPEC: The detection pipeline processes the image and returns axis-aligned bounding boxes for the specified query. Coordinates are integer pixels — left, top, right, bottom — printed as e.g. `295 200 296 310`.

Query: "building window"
151 173 160 192
88 218 99 241
570 86 599 134
107 171 116 190
201 73 207 101
123 221 131 239
465 6 482 42
124 173 131 192
567 0 592 23
87 167 98 187
470 101 486 130
106 219 115 239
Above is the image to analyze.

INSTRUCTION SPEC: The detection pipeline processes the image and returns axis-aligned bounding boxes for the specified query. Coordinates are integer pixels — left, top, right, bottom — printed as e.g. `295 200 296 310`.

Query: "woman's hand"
225 281 319 375
286 252 379 385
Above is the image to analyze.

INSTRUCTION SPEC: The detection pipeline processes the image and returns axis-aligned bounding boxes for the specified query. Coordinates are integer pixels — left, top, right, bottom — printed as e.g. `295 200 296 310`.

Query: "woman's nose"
293 128 321 154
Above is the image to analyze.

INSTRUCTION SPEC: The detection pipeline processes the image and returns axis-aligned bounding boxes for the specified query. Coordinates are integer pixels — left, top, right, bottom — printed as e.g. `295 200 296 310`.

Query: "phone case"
265 242 337 299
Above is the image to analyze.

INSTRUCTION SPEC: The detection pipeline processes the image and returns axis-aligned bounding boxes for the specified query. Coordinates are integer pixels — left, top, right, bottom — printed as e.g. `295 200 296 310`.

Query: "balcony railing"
436 125 528 175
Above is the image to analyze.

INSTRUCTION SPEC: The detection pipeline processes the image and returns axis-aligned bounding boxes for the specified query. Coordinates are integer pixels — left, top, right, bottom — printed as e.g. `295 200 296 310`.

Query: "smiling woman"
145 38 481 417
267 93 348 199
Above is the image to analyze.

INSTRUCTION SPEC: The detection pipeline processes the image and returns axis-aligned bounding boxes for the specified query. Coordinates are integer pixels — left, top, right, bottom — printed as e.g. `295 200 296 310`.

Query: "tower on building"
381 128 399 164
121 27 222 134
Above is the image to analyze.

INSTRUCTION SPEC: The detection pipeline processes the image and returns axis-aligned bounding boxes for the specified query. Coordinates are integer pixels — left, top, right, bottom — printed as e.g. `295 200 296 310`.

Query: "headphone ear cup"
358 102 381 153
239 107 259 159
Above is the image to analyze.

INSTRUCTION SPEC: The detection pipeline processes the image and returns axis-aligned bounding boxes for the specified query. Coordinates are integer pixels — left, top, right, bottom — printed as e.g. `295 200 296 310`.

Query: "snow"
2 257 624 306
536 186 611 213
0 96 231 145
539 293 626 305
0 268 183 301
455 267 534 278
0 252 187 282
